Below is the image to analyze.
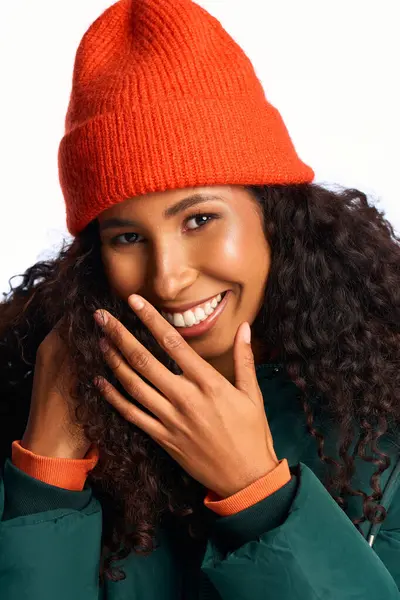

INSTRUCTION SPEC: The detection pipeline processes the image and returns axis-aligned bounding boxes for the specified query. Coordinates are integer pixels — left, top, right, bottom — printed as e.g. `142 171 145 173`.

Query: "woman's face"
98 185 271 380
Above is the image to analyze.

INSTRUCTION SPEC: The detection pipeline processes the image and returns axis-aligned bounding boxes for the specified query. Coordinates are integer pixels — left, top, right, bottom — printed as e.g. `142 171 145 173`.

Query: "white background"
0 0 399 296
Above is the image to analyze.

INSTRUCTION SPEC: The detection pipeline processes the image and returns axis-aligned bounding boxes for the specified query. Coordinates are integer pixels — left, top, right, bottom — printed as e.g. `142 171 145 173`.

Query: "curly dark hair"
1 183 400 583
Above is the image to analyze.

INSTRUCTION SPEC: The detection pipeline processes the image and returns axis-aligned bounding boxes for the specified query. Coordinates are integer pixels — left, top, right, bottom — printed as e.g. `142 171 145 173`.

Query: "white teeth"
194 307 206 322
204 302 213 316
161 292 225 328
172 313 185 327
182 310 196 327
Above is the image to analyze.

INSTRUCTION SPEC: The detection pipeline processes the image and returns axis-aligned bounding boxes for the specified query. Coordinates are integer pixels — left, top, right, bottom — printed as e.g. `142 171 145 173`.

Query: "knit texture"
58 0 314 236
12 440 290 515
11 440 99 492
204 459 291 516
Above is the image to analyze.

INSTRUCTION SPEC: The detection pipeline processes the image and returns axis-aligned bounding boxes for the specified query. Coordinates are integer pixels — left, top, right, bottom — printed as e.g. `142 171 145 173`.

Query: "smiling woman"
98 186 270 379
1 0 400 599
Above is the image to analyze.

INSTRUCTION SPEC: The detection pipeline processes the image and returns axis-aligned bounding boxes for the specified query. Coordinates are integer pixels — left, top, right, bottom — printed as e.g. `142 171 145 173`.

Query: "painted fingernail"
94 310 108 326
99 338 110 352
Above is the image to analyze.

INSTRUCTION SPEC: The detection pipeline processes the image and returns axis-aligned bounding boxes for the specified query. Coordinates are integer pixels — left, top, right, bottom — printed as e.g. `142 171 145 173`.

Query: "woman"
1 0 399 598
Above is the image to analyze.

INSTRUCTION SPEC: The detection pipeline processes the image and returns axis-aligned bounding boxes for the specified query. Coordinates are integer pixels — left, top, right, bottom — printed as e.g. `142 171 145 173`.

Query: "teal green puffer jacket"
1 362 400 599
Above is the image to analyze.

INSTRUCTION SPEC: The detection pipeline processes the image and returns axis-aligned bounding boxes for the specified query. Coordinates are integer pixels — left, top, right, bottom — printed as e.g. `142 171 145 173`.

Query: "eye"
110 232 143 246
110 213 219 246
185 213 219 231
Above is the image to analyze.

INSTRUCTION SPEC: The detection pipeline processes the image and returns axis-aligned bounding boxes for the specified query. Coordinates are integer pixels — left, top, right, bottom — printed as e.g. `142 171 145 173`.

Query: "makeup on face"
98 185 271 373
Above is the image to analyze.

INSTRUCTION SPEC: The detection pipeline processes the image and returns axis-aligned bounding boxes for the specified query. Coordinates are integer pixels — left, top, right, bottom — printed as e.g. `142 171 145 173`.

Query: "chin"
191 338 232 358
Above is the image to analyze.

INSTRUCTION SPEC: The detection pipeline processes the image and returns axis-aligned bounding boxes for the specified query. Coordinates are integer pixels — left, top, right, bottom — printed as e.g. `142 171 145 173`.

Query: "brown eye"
111 232 142 246
185 213 219 231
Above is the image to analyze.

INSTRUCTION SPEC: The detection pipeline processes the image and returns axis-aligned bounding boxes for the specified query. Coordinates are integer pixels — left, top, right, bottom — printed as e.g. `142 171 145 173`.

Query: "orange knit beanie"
58 0 314 236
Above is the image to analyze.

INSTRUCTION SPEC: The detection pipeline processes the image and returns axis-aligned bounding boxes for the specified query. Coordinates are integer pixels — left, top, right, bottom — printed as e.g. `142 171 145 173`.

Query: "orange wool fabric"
58 0 314 237
11 441 99 492
12 440 289 514
204 459 291 515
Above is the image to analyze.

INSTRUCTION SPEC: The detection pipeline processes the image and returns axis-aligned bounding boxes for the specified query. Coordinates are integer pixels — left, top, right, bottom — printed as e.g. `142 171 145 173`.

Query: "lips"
159 290 228 315
170 289 231 339
162 291 227 326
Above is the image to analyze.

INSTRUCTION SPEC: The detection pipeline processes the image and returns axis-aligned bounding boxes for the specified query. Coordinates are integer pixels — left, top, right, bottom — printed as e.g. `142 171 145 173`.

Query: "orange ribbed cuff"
204 459 291 516
11 440 100 492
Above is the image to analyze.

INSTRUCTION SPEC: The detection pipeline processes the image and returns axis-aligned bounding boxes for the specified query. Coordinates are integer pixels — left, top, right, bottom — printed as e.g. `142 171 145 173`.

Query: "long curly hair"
1 183 400 583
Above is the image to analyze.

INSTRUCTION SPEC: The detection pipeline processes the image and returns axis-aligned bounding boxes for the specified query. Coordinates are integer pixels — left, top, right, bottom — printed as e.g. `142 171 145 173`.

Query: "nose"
149 241 198 303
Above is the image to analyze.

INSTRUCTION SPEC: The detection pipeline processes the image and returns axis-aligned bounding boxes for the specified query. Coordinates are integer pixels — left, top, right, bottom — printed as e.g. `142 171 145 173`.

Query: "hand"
93 295 278 498
21 320 92 459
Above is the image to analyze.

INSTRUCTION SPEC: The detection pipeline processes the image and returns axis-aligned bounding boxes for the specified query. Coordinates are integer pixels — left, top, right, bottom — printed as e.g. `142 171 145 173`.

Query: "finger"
126 295 218 387
95 311 180 400
94 376 167 442
233 322 259 400
99 340 177 426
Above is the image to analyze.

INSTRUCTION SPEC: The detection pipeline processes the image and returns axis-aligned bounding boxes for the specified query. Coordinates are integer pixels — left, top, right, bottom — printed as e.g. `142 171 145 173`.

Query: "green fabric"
1 459 93 519
1 362 399 599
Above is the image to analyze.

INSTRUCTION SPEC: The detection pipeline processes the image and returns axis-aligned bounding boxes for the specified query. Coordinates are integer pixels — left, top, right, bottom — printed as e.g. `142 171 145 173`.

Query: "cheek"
207 225 248 271
212 226 270 282
222 225 271 312
101 251 144 296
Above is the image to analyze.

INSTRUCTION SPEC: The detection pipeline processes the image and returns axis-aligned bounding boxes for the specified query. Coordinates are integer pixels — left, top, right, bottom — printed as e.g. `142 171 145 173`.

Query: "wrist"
21 434 91 460
214 459 280 499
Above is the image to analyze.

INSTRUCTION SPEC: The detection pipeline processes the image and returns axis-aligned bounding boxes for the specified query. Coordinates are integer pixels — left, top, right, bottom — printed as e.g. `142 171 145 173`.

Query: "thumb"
233 322 258 396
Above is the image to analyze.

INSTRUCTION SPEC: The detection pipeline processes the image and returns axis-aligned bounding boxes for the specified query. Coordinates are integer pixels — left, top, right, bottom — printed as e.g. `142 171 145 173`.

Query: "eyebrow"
99 193 226 231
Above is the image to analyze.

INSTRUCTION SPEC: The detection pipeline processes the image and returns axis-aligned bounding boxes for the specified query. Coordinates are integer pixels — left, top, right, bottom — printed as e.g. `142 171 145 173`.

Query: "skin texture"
92 297 279 498
98 185 271 384
4 182 400 580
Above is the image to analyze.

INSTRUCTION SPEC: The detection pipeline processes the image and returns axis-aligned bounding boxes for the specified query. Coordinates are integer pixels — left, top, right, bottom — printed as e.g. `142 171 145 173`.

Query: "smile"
162 290 230 339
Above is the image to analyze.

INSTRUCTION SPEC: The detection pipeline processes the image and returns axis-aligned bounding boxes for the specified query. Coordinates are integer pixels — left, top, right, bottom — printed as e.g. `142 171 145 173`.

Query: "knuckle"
162 332 185 352
243 353 255 370
200 377 221 398
127 348 150 370
126 377 143 402
108 352 123 370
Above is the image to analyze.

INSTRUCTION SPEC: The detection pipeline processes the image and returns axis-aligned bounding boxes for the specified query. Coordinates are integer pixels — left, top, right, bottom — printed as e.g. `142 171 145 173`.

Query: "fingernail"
243 322 251 344
94 310 108 326
129 295 144 310
93 376 105 389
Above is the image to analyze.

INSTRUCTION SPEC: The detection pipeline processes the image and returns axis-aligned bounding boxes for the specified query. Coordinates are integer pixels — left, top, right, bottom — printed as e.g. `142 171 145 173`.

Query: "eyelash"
110 213 220 247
